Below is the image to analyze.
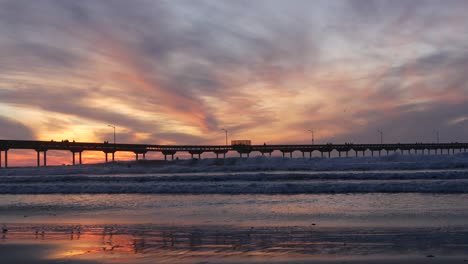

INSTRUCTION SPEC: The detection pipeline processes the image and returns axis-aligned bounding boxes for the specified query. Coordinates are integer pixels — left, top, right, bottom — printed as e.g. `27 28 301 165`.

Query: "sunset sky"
1 0 468 164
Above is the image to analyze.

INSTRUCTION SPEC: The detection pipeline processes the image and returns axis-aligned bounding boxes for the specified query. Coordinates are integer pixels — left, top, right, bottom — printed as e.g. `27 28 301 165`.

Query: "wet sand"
1 193 468 263
1 240 467 264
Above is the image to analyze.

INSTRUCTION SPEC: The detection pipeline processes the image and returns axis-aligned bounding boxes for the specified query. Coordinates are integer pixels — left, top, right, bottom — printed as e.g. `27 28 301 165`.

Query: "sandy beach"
1 223 468 264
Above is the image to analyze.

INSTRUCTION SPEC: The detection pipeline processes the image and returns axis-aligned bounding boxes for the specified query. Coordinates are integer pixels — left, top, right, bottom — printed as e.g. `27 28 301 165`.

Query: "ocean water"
1 169 468 194
1 156 468 263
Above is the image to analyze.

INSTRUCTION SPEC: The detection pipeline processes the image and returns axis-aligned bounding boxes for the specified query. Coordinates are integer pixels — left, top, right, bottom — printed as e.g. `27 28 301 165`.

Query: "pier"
0 139 467 168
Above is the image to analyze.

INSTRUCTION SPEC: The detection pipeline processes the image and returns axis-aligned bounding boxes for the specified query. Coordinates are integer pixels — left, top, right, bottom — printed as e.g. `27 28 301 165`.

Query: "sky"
1 0 468 164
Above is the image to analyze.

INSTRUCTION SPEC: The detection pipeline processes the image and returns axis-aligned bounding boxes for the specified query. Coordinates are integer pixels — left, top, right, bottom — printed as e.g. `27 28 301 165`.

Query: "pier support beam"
0 150 2 168
4 150 7 168
71 151 82 165
36 150 47 167
188 151 201 160
135 152 149 160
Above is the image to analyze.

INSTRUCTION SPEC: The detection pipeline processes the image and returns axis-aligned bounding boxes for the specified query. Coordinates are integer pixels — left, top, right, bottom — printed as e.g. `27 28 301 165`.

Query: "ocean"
1 155 468 263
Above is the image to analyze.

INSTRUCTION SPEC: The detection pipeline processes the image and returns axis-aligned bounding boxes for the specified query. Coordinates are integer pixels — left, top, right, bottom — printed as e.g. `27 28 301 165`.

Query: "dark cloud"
154 132 213 145
333 101 468 144
0 116 35 139
0 42 85 75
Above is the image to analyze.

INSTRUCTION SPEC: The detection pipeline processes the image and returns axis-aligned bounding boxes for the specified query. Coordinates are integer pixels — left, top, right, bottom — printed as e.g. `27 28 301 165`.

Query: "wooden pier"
0 139 467 168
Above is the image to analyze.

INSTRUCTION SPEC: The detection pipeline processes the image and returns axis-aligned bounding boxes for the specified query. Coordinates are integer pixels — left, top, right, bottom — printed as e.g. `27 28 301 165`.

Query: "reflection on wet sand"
1 223 468 263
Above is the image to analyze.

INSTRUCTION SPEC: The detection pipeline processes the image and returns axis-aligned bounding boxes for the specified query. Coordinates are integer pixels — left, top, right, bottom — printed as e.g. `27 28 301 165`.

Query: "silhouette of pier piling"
0 139 467 168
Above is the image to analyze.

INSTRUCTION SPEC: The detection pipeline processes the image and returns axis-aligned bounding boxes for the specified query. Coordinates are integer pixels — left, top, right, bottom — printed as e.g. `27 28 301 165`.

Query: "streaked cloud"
0 116 34 140
0 0 467 156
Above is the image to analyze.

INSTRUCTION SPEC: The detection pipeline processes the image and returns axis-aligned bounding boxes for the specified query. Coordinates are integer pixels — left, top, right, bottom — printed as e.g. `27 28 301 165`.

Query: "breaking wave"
1 170 468 194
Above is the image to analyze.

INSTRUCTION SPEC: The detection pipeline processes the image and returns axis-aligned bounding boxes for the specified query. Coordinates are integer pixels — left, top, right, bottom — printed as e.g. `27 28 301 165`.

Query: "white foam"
1 154 467 194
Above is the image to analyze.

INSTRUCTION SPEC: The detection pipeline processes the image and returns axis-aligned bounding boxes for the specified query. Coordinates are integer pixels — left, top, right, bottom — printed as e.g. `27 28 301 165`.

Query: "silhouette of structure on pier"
0 139 467 168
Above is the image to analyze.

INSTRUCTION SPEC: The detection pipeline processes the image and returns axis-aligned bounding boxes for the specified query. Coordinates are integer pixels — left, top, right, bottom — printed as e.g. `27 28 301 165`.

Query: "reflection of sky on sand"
2 223 468 263
2 194 468 263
